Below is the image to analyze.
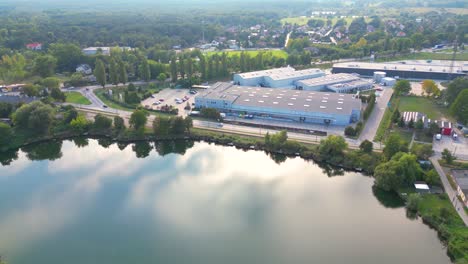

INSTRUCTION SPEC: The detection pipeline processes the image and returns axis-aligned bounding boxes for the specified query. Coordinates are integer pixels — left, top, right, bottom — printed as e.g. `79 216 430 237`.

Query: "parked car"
103 105 108 108
435 134 442 140
159 98 164 102
453 133 458 140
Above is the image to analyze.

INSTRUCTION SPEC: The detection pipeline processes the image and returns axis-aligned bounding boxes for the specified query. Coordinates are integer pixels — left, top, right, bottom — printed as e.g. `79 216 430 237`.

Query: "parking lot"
433 132 468 160
141 88 197 116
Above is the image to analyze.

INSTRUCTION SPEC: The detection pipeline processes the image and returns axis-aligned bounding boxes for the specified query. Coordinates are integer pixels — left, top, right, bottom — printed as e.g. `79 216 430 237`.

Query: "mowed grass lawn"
206 50 288 59
65 92 91 105
398 96 449 120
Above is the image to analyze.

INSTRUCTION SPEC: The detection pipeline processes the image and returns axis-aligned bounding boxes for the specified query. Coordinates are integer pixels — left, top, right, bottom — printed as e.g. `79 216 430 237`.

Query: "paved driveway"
359 87 394 142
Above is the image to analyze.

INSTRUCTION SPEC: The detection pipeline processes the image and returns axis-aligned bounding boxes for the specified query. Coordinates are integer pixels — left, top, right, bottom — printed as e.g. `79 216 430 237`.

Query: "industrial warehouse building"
195 82 362 126
295 73 373 92
332 61 466 80
233 67 325 88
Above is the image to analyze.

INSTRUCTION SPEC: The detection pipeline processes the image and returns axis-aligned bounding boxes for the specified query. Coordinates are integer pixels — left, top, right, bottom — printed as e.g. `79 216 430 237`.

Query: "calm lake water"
0 139 452 264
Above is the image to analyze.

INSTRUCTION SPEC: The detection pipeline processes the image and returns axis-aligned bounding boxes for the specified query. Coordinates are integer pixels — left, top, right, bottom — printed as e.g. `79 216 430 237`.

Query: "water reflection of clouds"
127 143 329 234
0 140 158 254
0 152 31 177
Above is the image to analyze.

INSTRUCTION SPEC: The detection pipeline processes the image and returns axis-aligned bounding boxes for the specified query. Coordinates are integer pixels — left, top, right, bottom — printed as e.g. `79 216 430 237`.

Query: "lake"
0 139 451 264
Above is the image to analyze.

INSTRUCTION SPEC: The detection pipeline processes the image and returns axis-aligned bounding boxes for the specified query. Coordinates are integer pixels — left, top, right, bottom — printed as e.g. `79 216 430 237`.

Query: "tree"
0 102 13 118
344 126 356 136
12 101 54 134
118 60 128 85
109 58 119 85
374 153 422 192
415 119 424 130
184 116 193 133
170 57 177 82
393 80 411 95
50 87 66 102
411 143 434 160
70 115 90 133
114 116 125 131
441 148 456 164
170 116 186 134
34 55 57 78
360 140 373 153
319 135 347 159
427 122 440 136
0 122 12 147
267 130 288 149
199 55 206 80
408 118 414 129
424 169 440 186
157 73 167 83
450 89 468 125
49 43 83 72
406 193 421 212
129 109 147 131
445 77 468 104
383 133 406 160
94 59 106 88
421 80 440 97
200 107 221 120
42 77 61 89
139 58 151 82
22 84 40 97
93 114 113 130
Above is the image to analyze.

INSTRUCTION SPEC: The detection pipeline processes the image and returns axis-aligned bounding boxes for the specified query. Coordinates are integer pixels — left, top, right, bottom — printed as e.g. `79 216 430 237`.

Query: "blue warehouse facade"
195 82 362 126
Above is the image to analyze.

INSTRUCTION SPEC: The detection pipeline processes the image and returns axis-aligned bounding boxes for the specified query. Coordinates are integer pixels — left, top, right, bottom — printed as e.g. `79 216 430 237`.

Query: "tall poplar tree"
94 59 106 88
170 57 177 82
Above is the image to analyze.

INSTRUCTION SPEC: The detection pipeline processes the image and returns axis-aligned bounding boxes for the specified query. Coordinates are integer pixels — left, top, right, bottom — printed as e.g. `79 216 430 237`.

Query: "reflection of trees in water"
372 185 405 209
21 141 63 161
0 149 18 165
132 141 153 158
97 138 113 148
317 162 345 177
268 152 287 164
72 137 89 148
117 142 129 150
154 140 194 156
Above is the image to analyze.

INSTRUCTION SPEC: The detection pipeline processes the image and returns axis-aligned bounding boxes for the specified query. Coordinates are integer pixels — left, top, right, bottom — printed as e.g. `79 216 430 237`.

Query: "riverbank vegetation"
407 193 468 263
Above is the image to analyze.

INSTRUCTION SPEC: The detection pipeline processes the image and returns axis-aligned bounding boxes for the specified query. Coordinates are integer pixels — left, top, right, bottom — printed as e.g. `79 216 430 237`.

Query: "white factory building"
295 73 372 92
195 82 362 126
233 67 325 88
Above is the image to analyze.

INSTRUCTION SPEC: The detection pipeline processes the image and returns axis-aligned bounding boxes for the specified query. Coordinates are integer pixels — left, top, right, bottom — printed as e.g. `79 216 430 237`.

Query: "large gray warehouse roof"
296 73 360 86
267 68 324 81
236 67 295 79
333 62 465 74
198 82 361 115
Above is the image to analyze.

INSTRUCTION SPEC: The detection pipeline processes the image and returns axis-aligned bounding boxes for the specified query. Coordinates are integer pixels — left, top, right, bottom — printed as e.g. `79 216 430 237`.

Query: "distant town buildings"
76 64 93 75
82 46 134 56
26 42 42 50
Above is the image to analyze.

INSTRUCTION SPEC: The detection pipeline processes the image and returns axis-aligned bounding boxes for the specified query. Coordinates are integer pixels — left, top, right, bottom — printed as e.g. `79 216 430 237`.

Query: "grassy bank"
415 194 468 263
65 92 92 105
374 96 400 142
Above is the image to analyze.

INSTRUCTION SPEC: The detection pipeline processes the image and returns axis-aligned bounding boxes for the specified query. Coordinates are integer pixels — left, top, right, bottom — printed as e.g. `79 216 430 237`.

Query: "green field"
398 96 449 120
65 91 91 105
206 50 288 59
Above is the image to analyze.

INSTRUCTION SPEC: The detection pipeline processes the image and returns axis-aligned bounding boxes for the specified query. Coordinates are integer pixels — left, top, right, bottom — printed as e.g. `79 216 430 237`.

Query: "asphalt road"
359 87 394 142
430 157 468 226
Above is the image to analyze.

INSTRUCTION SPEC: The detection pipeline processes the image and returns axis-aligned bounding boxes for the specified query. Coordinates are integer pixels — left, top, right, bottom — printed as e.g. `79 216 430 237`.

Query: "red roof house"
26 43 42 50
